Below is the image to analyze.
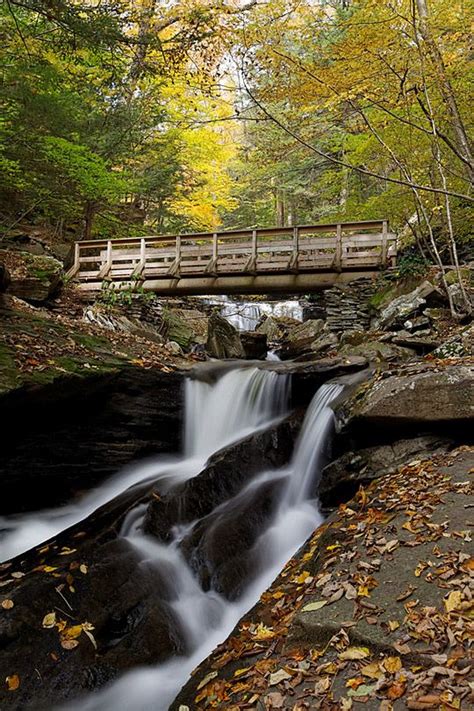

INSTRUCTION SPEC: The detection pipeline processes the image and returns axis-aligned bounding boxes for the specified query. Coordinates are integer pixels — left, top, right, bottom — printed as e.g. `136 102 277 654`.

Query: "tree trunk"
414 0 474 183
82 201 97 241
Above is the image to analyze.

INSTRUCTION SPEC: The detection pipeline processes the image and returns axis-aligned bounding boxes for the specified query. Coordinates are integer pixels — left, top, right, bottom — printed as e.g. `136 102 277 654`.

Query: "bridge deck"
69 220 396 294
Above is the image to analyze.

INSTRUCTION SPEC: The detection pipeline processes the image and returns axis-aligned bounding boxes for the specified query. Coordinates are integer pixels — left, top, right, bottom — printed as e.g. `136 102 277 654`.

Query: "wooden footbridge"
69 219 397 295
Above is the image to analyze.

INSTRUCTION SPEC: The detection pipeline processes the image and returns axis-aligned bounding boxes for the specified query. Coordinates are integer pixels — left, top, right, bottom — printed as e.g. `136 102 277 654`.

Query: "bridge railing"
68 220 396 283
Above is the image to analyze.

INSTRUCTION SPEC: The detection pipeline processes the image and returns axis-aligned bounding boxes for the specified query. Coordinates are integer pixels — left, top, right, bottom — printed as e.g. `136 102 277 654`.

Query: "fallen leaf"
62 625 83 640
6 674 20 691
42 612 56 628
360 662 384 680
252 623 275 640
79 564 88 575
196 671 218 690
387 681 406 699
388 620 400 631
301 600 327 612
269 669 292 686
347 682 377 698
61 639 79 650
1 599 14 609
444 591 462 613
383 657 402 674
340 646 370 661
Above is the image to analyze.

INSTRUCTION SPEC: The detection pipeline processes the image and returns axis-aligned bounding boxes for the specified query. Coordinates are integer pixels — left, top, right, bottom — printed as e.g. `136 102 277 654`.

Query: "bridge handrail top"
76 219 391 249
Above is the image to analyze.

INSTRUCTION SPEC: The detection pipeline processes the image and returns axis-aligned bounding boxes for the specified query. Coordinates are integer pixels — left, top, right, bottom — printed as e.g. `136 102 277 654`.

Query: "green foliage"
97 279 156 308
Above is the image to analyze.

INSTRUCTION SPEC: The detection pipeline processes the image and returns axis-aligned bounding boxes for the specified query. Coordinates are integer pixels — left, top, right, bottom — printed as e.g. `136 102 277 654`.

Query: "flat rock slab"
172 447 474 711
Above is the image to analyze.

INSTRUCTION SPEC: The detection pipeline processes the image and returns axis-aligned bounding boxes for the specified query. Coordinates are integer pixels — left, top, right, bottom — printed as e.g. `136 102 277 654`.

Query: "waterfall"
63 380 343 711
0 368 288 562
198 295 303 331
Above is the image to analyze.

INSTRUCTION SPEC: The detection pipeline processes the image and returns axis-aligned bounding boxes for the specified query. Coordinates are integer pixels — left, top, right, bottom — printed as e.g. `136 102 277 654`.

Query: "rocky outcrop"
278 318 324 359
240 331 267 359
339 340 415 363
206 312 244 358
353 364 473 427
1 249 63 304
319 435 452 510
375 280 445 330
0 367 184 514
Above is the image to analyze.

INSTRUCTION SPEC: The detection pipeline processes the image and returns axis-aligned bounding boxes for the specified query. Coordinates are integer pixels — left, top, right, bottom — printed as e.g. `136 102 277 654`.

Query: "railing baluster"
335 224 342 271
381 220 388 267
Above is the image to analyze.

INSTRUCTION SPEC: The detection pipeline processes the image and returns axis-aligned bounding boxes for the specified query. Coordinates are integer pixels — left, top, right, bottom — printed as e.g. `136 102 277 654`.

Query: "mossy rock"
1 249 63 303
444 268 472 286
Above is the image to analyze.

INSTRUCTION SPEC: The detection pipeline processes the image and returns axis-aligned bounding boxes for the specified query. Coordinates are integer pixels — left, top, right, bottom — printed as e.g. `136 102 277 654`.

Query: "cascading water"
198 295 303 331
63 380 343 711
0 367 288 562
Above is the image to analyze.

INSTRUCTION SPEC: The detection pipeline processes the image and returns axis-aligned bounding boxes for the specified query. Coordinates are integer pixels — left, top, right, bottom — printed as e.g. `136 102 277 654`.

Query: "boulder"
257 314 299 342
278 318 325 359
320 435 452 510
339 340 415 363
240 331 267 359
206 312 244 359
432 323 474 359
161 308 208 349
1 249 63 304
354 364 473 426
375 280 445 330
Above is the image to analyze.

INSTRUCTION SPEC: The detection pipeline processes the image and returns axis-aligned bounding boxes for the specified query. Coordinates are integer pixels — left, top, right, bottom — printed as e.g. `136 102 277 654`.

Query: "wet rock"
180 477 287 598
391 333 441 354
320 436 452 510
404 315 430 332
0 484 185 711
1 249 63 304
354 364 473 427
144 414 300 542
206 312 244 359
278 319 325 359
375 280 445 330
240 331 267 359
0 368 184 514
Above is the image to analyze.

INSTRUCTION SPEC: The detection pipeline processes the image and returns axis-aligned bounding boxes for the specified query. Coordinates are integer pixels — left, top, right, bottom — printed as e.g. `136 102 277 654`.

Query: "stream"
0 366 342 711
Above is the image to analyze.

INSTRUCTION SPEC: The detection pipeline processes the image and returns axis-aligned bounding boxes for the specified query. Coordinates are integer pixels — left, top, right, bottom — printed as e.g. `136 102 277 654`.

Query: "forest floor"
174 447 474 711
0 288 197 395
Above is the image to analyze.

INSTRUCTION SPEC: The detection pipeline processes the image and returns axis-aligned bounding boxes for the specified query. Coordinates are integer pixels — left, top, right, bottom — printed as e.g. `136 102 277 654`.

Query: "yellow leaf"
357 585 370 597
196 671 218 690
43 566 58 573
272 591 285 599
444 591 462 612
346 676 365 689
388 620 400 631
79 564 88 574
6 674 20 691
1 599 14 610
62 625 83 640
233 668 249 677
252 623 275 640
340 646 370 661
42 612 56 628
360 662 383 679
382 656 402 674
301 600 327 612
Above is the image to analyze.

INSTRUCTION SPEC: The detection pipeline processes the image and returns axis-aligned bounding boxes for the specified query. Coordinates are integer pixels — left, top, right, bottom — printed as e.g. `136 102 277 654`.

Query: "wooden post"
67 242 81 278
290 226 299 271
251 229 257 271
133 238 146 277
212 232 218 272
98 240 112 278
169 234 181 277
335 224 342 271
381 220 388 267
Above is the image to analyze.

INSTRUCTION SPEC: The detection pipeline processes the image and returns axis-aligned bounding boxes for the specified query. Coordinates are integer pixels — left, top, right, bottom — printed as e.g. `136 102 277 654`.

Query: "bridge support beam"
77 270 381 296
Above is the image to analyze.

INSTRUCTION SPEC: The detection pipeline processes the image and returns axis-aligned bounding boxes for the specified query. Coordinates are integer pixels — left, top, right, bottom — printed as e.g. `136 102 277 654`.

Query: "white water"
0 368 288 562
198 295 303 331
64 380 343 711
